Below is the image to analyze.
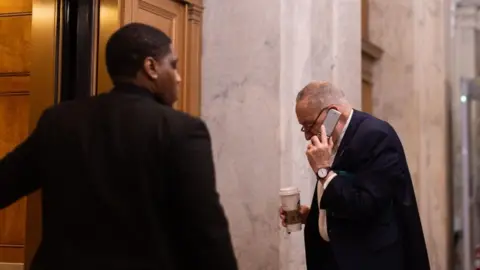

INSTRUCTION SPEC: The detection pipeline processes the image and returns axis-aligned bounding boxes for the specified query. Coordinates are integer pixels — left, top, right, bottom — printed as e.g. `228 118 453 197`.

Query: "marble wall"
369 0 450 269
202 0 361 269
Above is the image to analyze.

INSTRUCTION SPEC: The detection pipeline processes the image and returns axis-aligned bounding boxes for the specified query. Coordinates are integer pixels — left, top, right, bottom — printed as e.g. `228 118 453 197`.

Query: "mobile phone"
323 109 341 137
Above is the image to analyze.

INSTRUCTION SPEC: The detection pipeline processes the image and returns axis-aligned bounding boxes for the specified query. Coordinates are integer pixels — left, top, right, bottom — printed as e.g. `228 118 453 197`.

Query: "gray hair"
296 81 347 108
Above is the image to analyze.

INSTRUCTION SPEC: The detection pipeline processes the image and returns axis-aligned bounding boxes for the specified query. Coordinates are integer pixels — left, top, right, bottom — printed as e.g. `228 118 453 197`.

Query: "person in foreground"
281 81 430 270
0 23 237 270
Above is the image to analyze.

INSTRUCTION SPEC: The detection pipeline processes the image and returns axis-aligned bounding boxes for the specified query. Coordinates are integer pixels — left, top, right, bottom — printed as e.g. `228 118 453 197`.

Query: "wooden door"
361 81 373 114
0 0 32 266
361 0 382 115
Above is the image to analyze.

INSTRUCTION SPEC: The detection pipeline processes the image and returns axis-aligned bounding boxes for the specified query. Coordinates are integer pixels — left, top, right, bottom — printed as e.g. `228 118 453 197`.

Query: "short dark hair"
105 23 172 82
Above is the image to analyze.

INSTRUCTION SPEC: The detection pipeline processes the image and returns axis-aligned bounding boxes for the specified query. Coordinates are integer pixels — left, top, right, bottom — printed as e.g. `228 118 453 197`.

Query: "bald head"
296 81 348 109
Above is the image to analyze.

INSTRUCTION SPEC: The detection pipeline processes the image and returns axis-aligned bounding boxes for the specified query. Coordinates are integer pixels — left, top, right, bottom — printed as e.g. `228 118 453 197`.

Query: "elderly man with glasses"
280 81 430 270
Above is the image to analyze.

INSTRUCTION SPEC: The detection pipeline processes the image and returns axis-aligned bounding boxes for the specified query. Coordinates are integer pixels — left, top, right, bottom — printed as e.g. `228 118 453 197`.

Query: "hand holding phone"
307 125 335 172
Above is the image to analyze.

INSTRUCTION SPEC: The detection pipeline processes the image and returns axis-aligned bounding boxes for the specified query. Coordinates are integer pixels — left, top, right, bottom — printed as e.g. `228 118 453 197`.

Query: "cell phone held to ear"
323 109 341 137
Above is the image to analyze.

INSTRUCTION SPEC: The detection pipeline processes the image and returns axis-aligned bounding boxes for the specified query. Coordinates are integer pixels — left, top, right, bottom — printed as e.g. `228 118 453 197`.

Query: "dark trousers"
323 244 340 270
308 243 339 270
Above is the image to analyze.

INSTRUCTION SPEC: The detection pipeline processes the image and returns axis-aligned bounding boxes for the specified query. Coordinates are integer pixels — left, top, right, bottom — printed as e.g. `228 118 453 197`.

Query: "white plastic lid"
279 186 300 196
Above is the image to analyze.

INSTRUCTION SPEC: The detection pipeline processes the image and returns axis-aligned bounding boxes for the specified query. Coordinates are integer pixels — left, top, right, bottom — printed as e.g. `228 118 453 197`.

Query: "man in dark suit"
0 23 237 270
281 81 429 270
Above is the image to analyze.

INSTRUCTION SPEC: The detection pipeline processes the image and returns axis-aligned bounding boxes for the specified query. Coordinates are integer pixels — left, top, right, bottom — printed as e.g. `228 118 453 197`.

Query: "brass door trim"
90 0 100 96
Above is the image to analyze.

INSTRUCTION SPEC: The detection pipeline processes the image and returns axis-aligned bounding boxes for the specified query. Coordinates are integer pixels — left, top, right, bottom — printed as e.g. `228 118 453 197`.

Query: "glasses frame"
300 106 329 134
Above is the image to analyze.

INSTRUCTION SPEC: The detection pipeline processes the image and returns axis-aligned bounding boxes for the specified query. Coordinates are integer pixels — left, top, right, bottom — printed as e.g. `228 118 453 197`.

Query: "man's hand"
306 125 334 172
279 205 310 227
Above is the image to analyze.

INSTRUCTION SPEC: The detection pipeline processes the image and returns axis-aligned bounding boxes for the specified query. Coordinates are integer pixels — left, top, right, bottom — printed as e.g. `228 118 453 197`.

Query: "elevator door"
0 0 33 265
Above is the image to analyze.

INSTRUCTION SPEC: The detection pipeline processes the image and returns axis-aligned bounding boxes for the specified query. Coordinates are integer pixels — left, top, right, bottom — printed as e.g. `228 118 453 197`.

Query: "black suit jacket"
304 110 430 270
0 84 238 270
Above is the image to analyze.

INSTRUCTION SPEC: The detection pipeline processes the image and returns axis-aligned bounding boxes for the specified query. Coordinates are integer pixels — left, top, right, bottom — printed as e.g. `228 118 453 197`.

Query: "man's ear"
143 57 158 80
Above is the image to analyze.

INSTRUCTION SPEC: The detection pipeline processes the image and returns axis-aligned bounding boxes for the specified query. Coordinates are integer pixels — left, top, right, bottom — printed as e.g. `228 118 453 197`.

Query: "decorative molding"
0 92 28 96
0 244 23 248
187 3 203 23
362 39 383 60
455 5 480 28
362 39 383 84
184 0 203 116
0 72 30 77
175 0 203 23
180 0 203 7
0 73 30 95
139 0 176 19
0 12 32 18
457 0 480 7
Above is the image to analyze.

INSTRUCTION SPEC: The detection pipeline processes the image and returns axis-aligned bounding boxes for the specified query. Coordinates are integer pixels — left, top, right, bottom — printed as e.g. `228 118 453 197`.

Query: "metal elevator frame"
460 77 480 270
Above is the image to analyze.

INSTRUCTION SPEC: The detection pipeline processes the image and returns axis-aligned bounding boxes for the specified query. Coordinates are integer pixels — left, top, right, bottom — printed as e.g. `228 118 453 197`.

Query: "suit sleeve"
168 118 238 270
0 109 50 209
320 131 402 220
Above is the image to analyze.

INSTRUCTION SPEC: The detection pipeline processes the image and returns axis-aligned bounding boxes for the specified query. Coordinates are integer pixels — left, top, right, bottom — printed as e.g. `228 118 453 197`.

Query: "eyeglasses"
300 107 328 133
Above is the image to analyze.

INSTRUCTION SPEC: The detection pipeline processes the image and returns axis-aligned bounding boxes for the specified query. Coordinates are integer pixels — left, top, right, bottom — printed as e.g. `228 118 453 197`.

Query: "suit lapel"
331 110 367 169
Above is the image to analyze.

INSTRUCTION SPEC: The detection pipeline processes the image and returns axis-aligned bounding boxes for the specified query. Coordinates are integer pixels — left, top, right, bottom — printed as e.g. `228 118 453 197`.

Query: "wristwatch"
317 167 331 179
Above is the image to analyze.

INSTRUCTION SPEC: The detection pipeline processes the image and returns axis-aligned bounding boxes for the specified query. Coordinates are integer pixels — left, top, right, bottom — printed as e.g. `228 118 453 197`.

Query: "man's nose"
304 132 313 141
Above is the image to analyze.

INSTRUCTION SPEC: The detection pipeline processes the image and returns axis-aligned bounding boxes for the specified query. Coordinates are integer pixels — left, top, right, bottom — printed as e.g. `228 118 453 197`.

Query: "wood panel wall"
0 0 32 264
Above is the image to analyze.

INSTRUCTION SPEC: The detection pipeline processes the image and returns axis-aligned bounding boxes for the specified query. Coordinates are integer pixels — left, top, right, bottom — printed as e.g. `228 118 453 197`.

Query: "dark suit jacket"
304 110 430 270
0 83 238 270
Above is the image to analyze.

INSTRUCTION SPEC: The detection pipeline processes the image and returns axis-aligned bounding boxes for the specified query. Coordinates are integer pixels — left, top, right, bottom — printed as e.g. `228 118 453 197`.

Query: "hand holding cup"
279 187 309 232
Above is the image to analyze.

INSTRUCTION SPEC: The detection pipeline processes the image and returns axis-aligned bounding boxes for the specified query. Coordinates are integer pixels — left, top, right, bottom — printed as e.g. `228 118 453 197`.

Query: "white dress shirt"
317 109 353 242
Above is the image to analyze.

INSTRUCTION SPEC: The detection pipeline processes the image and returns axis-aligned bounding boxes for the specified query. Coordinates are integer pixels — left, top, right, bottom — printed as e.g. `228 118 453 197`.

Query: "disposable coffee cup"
279 186 302 232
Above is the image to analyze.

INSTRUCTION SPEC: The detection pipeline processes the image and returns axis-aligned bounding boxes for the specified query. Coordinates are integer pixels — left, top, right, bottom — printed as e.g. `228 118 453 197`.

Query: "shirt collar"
334 109 354 151
112 83 169 105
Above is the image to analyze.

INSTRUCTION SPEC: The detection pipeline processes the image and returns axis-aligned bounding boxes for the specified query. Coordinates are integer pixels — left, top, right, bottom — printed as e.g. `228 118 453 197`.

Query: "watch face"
317 168 328 178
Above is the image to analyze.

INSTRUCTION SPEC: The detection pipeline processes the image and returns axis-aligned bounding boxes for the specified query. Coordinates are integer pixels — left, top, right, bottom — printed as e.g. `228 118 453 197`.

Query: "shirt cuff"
322 171 337 190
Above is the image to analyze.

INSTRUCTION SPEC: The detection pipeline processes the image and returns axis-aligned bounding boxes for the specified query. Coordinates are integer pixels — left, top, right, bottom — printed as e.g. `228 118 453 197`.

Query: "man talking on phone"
280 81 429 270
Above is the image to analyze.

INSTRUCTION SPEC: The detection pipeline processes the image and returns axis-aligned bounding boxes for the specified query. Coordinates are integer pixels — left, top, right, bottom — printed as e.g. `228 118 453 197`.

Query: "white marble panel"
203 0 361 269
202 0 282 269
369 0 449 269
